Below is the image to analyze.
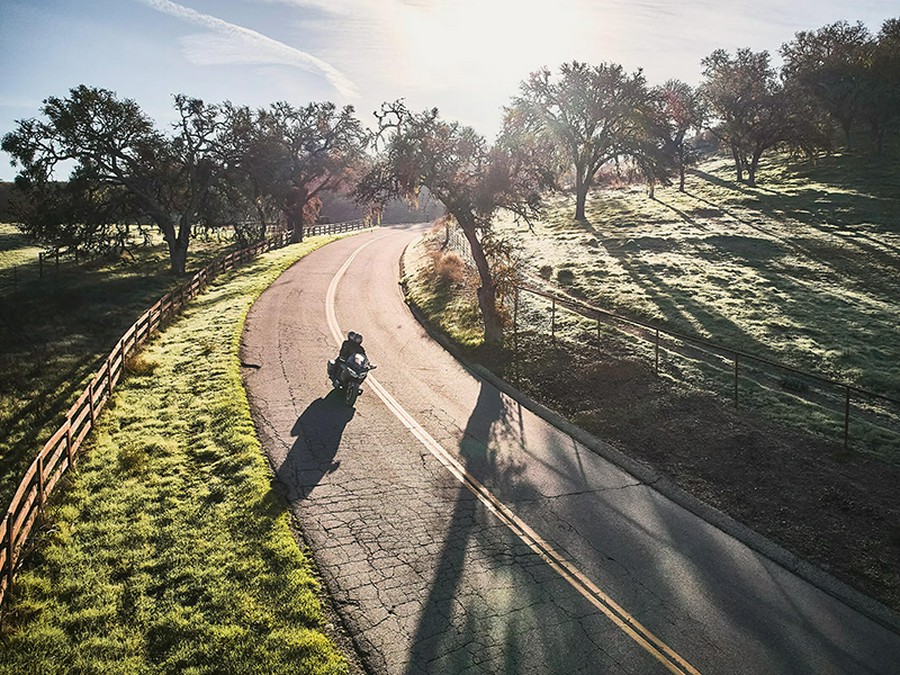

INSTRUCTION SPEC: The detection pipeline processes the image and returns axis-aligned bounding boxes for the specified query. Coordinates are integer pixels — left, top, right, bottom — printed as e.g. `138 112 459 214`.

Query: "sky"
0 0 897 181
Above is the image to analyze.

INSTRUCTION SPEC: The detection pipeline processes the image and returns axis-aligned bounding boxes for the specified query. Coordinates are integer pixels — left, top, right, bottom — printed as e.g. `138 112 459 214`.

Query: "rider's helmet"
347 331 357 341
353 332 363 344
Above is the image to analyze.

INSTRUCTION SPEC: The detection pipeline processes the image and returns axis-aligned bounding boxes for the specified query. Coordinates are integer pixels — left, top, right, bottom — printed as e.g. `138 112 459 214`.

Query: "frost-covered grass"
424 150 900 457
0 237 349 674
494 152 900 401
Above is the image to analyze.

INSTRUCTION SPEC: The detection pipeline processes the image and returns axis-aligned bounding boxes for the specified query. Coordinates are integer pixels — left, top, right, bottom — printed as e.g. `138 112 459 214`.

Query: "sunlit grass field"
0 226 244 512
0 236 349 673
493 151 900 401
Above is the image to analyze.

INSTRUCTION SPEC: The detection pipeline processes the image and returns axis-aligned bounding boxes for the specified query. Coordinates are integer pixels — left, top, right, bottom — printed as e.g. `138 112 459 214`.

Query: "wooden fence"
512 284 900 453
0 220 371 607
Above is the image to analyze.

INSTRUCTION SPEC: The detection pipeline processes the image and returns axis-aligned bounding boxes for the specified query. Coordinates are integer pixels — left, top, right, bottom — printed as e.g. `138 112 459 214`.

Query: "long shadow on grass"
282 391 355 499
686 170 900 286
601 236 776 360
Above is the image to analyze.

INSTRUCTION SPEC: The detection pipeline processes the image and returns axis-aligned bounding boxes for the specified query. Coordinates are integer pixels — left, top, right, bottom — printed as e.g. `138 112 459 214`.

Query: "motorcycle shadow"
283 390 356 498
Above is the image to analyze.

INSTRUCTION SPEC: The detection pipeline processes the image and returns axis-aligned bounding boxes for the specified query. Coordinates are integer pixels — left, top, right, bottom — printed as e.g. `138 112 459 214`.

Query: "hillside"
404 148 900 613
495 151 900 401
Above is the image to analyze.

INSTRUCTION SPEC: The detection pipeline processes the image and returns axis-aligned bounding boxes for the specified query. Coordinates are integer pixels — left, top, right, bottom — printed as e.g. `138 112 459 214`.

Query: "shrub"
429 249 466 286
557 268 575 285
124 353 159 376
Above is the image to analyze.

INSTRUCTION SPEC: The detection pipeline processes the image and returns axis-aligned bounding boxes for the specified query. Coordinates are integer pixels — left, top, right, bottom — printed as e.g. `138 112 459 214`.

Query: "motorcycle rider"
330 331 366 382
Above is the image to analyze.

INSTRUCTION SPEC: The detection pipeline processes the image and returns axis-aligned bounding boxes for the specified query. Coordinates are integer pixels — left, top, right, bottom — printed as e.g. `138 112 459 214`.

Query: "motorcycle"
328 352 376 406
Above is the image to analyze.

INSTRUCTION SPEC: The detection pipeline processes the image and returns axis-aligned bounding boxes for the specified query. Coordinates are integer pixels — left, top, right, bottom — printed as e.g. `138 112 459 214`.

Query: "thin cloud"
137 0 358 98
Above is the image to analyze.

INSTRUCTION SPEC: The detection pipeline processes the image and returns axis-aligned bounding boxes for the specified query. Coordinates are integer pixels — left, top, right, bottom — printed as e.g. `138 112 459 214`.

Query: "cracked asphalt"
241 225 900 674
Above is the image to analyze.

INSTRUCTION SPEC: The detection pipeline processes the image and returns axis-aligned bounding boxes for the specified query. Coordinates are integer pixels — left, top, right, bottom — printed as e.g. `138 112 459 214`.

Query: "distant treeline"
1 16 896 277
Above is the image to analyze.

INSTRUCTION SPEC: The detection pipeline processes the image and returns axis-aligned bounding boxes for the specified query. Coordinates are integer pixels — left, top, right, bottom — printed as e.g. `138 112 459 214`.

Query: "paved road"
242 225 900 674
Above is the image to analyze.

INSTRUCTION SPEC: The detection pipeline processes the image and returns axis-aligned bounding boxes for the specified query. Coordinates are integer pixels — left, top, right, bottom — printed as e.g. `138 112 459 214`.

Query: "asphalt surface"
241 224 900 674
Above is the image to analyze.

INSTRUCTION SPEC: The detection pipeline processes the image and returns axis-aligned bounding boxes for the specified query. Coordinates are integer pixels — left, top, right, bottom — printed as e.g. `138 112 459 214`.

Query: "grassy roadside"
0 224 244 514
404 230 900 613
401 150 900 613
0 237 350 674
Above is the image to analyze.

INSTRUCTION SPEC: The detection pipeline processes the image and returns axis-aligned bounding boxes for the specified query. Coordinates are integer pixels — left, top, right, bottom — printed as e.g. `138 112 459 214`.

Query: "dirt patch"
476 334 900 615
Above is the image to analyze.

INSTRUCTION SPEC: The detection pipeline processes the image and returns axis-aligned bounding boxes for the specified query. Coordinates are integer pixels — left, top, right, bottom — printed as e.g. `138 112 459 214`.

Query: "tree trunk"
731 144 743 182
170 216 191 275
458 216 503 347
678 163 686 192
574 165 588 221
289 208 305 244
155 214 187 275
170 241 188 276
747 148 763 187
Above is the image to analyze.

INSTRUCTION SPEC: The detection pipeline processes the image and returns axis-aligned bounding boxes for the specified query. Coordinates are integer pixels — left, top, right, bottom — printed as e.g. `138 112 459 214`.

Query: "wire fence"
509 284 900 458
437 223 900 457
0 219 372 608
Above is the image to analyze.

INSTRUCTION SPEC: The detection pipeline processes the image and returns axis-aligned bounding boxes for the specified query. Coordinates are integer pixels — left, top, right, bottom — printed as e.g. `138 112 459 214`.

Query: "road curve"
242 225 900 674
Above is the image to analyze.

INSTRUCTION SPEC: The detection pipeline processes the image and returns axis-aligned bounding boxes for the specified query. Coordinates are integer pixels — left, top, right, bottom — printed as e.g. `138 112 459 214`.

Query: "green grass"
0 223 43 273
0 236 349 673
403 233 485 348
492 151 900 400
0 224 248 512
427 149 900 457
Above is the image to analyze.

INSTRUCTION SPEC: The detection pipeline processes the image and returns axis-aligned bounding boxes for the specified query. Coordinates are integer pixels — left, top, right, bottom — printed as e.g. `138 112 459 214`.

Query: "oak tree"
2 86 241 274
507 61 655 220
357 102 547 346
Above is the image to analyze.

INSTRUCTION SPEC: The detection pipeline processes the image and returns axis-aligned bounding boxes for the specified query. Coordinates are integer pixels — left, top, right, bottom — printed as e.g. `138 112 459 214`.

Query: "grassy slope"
493 152 900 400
402 150 900 611
0 238 349 674
0 226 242 512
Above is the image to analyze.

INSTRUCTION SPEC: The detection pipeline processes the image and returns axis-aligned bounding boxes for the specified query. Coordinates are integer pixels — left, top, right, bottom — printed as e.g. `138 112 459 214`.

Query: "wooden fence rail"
0 221 370 607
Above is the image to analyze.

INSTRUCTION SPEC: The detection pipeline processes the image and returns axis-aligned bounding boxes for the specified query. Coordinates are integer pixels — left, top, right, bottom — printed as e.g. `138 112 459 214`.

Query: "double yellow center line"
325 233 701 675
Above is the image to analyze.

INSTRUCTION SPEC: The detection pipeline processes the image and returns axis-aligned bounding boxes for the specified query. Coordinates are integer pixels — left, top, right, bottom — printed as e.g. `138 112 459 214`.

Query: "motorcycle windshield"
348 352 368 370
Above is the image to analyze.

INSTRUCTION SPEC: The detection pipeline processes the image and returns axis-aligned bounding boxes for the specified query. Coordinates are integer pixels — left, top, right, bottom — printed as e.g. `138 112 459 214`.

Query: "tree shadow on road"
404 383 586 674
278 390 355 500
404 383 505 674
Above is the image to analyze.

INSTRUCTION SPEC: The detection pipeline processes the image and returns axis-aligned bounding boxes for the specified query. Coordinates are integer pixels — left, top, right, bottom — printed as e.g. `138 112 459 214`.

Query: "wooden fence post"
37 455 45 508
4 513 12 591
551 299 556 344
65 416 73 468
513 289 519 355
655 329 660 374
88 378 96 425
106 356 114 398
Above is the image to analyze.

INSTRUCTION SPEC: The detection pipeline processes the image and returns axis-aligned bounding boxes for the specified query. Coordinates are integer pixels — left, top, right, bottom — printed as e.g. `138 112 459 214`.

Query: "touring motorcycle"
328 352 376 406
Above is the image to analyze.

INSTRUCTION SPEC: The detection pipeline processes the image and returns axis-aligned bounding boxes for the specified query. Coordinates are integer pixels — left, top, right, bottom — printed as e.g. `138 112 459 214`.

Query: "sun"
389 0 590 89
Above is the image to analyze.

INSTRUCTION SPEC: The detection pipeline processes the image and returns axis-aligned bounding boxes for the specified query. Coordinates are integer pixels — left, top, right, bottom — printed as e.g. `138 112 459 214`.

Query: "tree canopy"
2 86 242 274
506 61 661 220
357 101 549 345
240 101 367 243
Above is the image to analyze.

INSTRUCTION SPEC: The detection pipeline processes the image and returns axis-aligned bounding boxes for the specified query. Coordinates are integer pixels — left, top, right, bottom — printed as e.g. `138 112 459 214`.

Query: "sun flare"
389 0 591 89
